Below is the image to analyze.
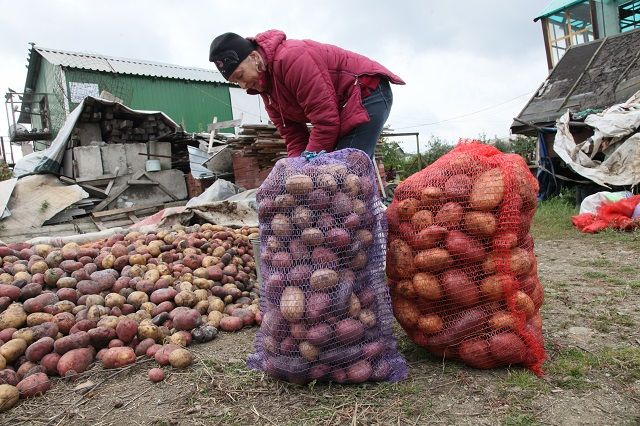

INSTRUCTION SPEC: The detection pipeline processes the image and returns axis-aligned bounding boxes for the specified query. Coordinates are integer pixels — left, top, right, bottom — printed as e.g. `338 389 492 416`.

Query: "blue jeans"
335 79 393 159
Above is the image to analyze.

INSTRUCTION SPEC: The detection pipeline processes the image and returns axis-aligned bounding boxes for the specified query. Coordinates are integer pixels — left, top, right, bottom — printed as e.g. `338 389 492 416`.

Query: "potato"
0 368 19 386
0 384 19 411
427 308 486 348
434 202 464 230
148 367 165 383
219 316 243 332
57 347 94 376
25 337 54 363
418 314 444 334
102 346 136 368
0 304 27 329
489 332 526 364
169 330 191 347
489 311 517 330
40 353 61 376
469 168 504 211
412 273 442 301
459 339 493 369
441 270 480 308
88 327 117 348
115 318 138 343
444 174 473 200
309 269 338 291
397 198 419 220
168 348 193 369
445 231 486 264
510 248 534 276
26 313 53 327
154 344 180 366
514 291 535 318
392 297 420 328
17 372 50 397
387 239 416 280
409 225 448 250
0 339 27 363
347 360 373 383
173 309 201 331
414 248 452 272
480 274 516 302
335 318 364 345
0 356 4 370
0 284 20 301
464 211 497 237
191 325 218 344
54 331 90 355
285 174 314 195
280 287 305 322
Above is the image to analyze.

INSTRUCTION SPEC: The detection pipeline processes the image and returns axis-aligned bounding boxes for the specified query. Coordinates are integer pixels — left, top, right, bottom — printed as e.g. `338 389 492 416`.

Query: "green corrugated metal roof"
534 0 589 21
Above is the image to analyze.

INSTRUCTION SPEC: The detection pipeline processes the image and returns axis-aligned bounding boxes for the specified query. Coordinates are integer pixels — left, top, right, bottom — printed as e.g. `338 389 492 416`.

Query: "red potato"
102 346 136 368
409 225 448 250
16 372 50 397
148 368 165 383
88 327 117 349
346 360 372 383
397 198 419 220
135 338 156 357
173 309 201 331
146 344 162 358
57 347 95 376
25 337 54 363
40 353 61 376
418 314 444 334
445 231 486 264
489 332 526 365
0 369 20 386
441 270 480 308
434 202 464 230
53 331 90 355
387 239 416 280
154 344 180 366
459 339 494 369
115 318 138 343
427 308 486 349
444 174 472 200
219 316 243 332
335 319 364 345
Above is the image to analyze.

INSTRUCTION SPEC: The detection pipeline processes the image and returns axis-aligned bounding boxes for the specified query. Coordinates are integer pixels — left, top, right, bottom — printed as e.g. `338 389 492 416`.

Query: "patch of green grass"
548 346 640 389
583 271 608 279
629 280 640 289
589 258 613 267
547 348 598 390
605 277 630 286
503 409 540 426
532 196 577 241
594 309 636 330
504 370 548 393
618 266 637 274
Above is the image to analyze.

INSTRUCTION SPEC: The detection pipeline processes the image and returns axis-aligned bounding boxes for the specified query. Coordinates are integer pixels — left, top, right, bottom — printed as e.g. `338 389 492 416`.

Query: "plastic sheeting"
553 90 640 187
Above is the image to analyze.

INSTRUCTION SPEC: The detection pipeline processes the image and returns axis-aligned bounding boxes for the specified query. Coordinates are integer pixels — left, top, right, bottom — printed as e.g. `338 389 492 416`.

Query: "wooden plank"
75 174 117 184
127 179 158 185
92 204 163 218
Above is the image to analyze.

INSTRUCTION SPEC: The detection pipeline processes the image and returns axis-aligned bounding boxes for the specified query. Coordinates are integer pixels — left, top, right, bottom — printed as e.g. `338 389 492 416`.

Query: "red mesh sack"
572 195 640 233
386 141 546 375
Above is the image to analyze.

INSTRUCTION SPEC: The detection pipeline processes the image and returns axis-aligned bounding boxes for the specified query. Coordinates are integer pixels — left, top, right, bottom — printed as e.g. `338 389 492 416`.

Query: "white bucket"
145 159 161 172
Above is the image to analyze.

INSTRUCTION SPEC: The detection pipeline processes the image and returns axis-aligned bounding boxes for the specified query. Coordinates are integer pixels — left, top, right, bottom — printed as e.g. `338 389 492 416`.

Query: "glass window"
546 1 594 66
619 1 640 32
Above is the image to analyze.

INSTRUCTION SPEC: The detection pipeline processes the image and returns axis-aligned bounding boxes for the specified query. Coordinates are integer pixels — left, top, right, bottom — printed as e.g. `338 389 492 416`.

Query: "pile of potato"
249 149 407 384
0 223 259 411
386 143 546 373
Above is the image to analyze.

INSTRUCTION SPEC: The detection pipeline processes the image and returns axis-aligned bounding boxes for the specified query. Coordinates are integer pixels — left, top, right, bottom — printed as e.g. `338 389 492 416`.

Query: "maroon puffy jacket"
248 30 404 157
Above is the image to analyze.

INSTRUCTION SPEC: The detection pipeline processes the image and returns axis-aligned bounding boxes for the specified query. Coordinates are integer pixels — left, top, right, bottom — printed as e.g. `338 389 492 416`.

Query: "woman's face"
229 52 264 92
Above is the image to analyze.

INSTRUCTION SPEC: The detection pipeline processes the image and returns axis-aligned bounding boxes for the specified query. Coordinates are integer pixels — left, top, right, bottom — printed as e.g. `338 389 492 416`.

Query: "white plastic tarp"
553 90 640 187
13 96 179 177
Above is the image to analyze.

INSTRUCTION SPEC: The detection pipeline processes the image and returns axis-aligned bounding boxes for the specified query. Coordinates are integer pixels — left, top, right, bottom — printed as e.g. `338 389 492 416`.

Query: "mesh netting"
386 141 546 375
247 148 408 384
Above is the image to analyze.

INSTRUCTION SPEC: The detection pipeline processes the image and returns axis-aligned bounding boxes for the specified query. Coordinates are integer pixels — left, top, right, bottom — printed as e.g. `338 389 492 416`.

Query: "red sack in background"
572 195 640 233
386 141 545 375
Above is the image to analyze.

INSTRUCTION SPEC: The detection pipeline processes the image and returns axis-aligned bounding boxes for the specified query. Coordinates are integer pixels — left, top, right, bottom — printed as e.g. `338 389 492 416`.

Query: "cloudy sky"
0 0 551 155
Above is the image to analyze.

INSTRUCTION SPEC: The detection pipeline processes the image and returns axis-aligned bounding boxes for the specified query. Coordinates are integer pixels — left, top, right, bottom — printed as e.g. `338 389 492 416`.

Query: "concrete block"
76 123 103 146
73 146 103 179
100 144 127 176
124 142 172 173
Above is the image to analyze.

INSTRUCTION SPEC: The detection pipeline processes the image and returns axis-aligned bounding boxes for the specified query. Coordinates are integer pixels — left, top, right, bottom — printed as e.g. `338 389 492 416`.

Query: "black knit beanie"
209 33 255 79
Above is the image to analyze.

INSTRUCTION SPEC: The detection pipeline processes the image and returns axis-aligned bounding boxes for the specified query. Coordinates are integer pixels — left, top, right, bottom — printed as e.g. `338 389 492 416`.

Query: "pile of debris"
226 124 286 189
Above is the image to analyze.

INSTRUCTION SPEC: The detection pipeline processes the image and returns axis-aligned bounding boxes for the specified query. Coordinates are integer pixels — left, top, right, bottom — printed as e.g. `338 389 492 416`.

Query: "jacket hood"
249 30 287 65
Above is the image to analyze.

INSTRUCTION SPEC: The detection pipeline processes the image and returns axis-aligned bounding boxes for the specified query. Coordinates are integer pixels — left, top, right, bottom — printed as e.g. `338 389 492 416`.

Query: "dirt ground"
3 234 640 426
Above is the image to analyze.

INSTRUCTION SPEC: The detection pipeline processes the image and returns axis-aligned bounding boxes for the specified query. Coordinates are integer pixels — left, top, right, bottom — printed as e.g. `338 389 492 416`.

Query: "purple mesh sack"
247 148 408 384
